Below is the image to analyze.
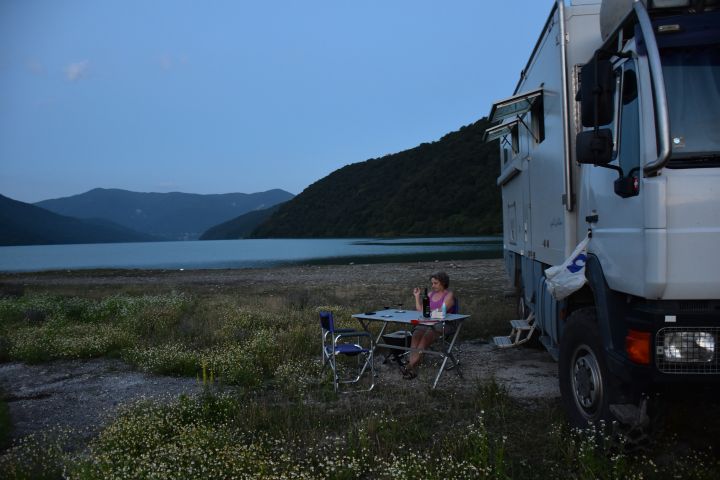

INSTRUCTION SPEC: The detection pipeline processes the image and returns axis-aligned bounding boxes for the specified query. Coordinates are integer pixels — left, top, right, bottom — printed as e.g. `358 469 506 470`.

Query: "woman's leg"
407 329 425 369
407 328 439 370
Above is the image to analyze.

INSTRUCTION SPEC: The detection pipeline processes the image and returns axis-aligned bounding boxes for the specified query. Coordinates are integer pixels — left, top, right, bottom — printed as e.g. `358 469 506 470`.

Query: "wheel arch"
562 253 628 361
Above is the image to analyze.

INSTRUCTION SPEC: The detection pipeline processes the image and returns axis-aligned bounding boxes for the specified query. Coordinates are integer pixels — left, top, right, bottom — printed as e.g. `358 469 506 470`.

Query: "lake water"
0 237 502 273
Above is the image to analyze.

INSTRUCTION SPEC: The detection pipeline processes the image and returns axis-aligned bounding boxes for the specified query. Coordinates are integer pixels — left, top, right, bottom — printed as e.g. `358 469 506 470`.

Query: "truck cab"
487 0 720 427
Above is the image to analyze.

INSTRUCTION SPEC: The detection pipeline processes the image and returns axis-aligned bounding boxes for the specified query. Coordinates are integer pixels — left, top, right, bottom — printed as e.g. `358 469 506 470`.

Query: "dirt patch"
0 359 203 447
372 340 559 400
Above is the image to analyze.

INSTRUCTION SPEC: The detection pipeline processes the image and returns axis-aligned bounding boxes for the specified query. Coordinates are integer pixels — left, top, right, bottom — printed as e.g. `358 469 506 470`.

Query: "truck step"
493 313 537 349
493 336 513 347
510 319 533 330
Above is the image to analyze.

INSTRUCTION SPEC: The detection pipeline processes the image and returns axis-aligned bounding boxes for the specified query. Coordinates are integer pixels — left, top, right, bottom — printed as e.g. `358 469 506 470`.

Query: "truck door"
582 57 646 296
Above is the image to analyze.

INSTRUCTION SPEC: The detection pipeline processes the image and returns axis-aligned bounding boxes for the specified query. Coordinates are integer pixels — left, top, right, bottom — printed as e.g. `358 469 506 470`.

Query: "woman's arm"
413 287 422 312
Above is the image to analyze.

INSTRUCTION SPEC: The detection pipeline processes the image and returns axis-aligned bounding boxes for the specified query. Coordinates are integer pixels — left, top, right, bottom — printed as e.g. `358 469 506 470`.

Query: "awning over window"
488 88 544 123
483 119 519 143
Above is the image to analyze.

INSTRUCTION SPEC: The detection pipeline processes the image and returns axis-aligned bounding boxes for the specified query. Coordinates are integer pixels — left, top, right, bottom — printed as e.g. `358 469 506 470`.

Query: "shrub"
123 343 199 377
0 293 190 363
9 324 137 363
0 431 67 480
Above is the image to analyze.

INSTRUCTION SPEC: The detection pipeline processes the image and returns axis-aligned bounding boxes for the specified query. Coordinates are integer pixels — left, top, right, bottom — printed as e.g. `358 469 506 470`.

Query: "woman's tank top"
429 291 449 311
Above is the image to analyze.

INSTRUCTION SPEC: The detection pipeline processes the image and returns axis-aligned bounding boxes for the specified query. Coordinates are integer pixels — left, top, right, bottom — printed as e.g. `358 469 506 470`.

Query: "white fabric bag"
545 234 590 301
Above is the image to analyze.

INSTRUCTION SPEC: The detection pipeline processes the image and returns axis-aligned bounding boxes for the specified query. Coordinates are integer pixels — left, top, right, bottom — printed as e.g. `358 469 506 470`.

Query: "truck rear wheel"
559 308 618 427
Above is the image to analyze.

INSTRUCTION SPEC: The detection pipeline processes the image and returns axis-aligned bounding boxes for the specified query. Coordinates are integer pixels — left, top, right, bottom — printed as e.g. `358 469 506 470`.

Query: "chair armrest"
335 331 372 341
324 327 357 341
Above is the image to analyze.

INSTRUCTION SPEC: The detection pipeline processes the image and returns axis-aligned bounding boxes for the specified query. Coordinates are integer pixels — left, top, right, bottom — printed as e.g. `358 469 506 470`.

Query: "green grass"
0 292 190 364
1 283 719 479
64 387 512 480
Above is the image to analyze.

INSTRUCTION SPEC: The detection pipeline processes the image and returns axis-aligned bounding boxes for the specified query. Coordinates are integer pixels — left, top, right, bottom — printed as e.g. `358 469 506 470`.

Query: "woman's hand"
413 287 422 312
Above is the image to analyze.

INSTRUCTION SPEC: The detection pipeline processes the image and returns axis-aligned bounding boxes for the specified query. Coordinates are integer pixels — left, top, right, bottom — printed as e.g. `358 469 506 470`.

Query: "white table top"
352 308 469 325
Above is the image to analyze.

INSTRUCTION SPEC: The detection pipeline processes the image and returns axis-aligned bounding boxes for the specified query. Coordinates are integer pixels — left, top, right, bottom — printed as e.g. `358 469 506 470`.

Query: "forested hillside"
0 194 156 246
199 204 283 240
251 118 500 237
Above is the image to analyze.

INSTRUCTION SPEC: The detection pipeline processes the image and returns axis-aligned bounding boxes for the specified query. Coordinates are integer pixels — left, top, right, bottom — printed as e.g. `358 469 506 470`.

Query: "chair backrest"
450 296 459 314
319 310 335 333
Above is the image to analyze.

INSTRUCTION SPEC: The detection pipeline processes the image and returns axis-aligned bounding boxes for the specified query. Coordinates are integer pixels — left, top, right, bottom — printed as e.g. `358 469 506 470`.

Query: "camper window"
618 65 641 177
488 88 543 123
484 120 520 156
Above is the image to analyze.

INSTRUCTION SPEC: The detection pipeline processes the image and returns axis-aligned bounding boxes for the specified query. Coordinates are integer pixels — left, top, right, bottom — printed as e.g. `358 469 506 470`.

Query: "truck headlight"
650 0 690 7
663 331 715 362
650 0 720 8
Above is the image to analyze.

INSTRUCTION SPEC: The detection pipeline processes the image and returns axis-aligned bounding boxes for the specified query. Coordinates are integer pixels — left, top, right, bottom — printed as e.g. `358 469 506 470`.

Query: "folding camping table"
352 309 469 389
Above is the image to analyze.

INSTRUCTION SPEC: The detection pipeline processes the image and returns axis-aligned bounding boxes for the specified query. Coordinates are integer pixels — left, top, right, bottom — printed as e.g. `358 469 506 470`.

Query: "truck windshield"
661 45 720 165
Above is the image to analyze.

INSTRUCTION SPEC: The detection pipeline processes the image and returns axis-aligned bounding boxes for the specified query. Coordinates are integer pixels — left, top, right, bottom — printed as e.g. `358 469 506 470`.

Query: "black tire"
559 307 619 427
517 294 527 319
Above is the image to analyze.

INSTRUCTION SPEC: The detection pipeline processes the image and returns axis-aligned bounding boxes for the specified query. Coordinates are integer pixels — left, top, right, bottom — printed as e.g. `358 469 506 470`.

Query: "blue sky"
1 0 554 203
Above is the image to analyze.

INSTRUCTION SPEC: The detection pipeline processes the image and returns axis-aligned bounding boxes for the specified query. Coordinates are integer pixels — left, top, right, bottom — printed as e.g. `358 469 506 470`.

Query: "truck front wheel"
559 308 618 427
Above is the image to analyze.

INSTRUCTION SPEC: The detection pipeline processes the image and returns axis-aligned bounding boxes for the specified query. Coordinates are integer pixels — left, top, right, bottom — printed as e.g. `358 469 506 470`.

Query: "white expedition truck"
484 0 720 428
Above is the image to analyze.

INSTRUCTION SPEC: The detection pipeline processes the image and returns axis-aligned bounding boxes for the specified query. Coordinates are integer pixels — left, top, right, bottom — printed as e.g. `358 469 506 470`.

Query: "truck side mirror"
614 175 639 198
576 129 613 165
579 57 615 128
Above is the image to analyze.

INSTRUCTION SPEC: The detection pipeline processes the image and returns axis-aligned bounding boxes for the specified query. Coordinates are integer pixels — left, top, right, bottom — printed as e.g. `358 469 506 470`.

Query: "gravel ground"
0 259 561 449
0 359 203 447
0 259 509 290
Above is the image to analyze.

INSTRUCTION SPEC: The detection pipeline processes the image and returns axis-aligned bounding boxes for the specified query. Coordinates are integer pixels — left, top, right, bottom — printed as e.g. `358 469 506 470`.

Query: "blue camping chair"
320 310 375 392
321 321 356 367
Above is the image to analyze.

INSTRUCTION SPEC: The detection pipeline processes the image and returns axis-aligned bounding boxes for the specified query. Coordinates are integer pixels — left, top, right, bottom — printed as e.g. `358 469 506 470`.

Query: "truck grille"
656 327 720 374
678 301 710 313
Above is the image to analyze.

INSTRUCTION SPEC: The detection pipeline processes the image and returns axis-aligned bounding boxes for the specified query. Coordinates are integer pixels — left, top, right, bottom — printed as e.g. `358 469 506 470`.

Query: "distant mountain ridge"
36 188 294 240
250 118 500 237
199 203 284 240
0 194 156 246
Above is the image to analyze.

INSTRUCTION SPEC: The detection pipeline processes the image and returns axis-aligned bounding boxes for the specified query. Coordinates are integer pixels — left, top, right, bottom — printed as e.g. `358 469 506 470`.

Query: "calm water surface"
0 237 502 273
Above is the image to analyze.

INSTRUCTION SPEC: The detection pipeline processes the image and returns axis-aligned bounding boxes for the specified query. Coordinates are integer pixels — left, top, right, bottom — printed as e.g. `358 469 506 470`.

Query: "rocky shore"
0 259 509 291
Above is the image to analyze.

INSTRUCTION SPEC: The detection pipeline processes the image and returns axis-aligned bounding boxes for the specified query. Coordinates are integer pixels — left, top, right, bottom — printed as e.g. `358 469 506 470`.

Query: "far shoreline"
0 258 510 297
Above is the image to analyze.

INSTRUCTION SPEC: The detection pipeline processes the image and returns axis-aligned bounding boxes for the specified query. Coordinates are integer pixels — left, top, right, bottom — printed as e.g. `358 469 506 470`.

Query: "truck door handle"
585 214 599 223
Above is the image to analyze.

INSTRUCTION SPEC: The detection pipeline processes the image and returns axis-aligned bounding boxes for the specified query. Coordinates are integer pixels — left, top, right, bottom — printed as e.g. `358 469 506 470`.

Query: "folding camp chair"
321 321 356 367
320 310 375 392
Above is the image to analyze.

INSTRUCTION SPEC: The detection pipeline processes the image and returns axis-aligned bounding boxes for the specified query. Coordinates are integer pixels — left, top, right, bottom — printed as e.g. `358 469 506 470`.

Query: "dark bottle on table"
422 288 431 318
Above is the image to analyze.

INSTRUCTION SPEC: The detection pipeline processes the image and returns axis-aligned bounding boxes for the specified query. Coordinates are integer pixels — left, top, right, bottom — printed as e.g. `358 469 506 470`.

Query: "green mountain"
0 194 156 246
36 188 294 240
199 203 284 240
251 118 500 237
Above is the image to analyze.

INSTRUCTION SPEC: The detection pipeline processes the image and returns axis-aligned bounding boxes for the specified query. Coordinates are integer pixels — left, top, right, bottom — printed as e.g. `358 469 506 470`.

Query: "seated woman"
401 271 455 379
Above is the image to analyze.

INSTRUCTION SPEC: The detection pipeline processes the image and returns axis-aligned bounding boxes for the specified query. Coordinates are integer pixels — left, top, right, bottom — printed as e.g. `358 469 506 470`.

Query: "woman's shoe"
400 364 417 380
